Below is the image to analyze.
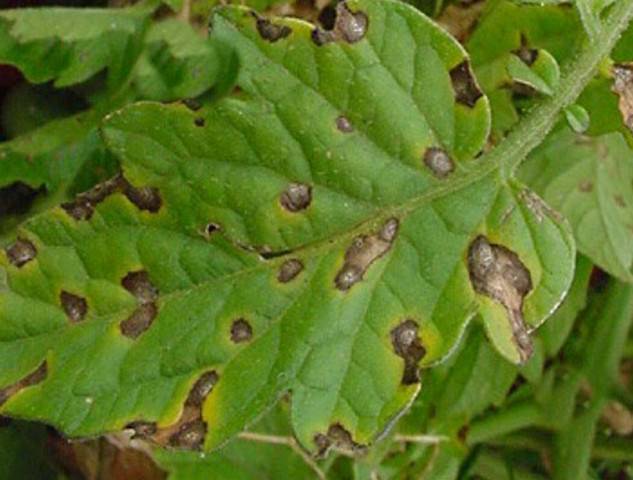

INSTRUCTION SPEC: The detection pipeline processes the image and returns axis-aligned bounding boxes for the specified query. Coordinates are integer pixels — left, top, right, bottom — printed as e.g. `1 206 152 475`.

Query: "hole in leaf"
450 61 483 108
423 147 454 178
280 183 312 212
60 291 88 323
253 12 292 42
277 259 304 283
335 218 398 291
390 319 426 384
312 2 368 45
203 222 221 239
468 235 533 363
126 421 158 439
5 238 37 268
230 318 253 343
0 361 47 407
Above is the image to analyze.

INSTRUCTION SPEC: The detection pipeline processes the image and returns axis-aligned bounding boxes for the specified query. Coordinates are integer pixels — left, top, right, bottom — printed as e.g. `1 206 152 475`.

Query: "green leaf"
520 126 633 281
564 104 590 133
0 7 151 92
7 0 632 456
0 110 119 243
132 19 220 101
507 49 560 96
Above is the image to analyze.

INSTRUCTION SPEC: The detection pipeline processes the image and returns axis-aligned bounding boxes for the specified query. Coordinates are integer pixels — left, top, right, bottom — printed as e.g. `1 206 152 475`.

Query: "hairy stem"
485 0 633 177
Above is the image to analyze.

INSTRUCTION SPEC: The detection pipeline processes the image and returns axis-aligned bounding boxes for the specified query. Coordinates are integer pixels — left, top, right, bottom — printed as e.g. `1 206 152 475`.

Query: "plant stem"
484 0 633 177
237 432 326 480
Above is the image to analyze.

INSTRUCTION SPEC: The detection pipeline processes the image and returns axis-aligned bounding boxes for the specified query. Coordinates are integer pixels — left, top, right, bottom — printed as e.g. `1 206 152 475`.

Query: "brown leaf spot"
277 258 304 283
450 61 483 108
169 421 207 450
423 147 454 178
121 270 158 304
335 218 398 291
336 115 354 133
519 189 562 223
5 238 37 268
612 63 633 132
578 180 593 192
390 319 426 384
614 195 626 207
62 175 124 221
123 183 162 213
60 291 88 323
280 182 312 212
314 423 367 458
120 303 158 339
468 235 533 363
311 2 368 46
182 98 202 111
253 12 292 42
186 371 219 408
194 117 205 127
230 318 253 343
0 361 47 407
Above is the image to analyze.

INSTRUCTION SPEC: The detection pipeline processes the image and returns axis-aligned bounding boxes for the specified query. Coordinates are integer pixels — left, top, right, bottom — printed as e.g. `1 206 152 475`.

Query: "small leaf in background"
132 19 220 101
520 127 633 282
507 48 560 96
0 7 152 92
564 104 590 134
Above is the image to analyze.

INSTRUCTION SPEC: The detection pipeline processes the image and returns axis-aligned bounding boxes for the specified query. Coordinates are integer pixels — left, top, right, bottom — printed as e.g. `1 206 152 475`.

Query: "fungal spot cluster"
335 218 399 291
423 147 454 178
120 270 159 339
128 370 219 450
0 361 47 407
449 61 483 108
612 63 633 133
314 423 367 458
60 291 88 323
62 175 161 221
230 318 253 343
280 182 312 212
468 236 534 363
253 12 292 42
277 258 304 283
311 2 368 46
5 238 37 268
390 319 426 384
